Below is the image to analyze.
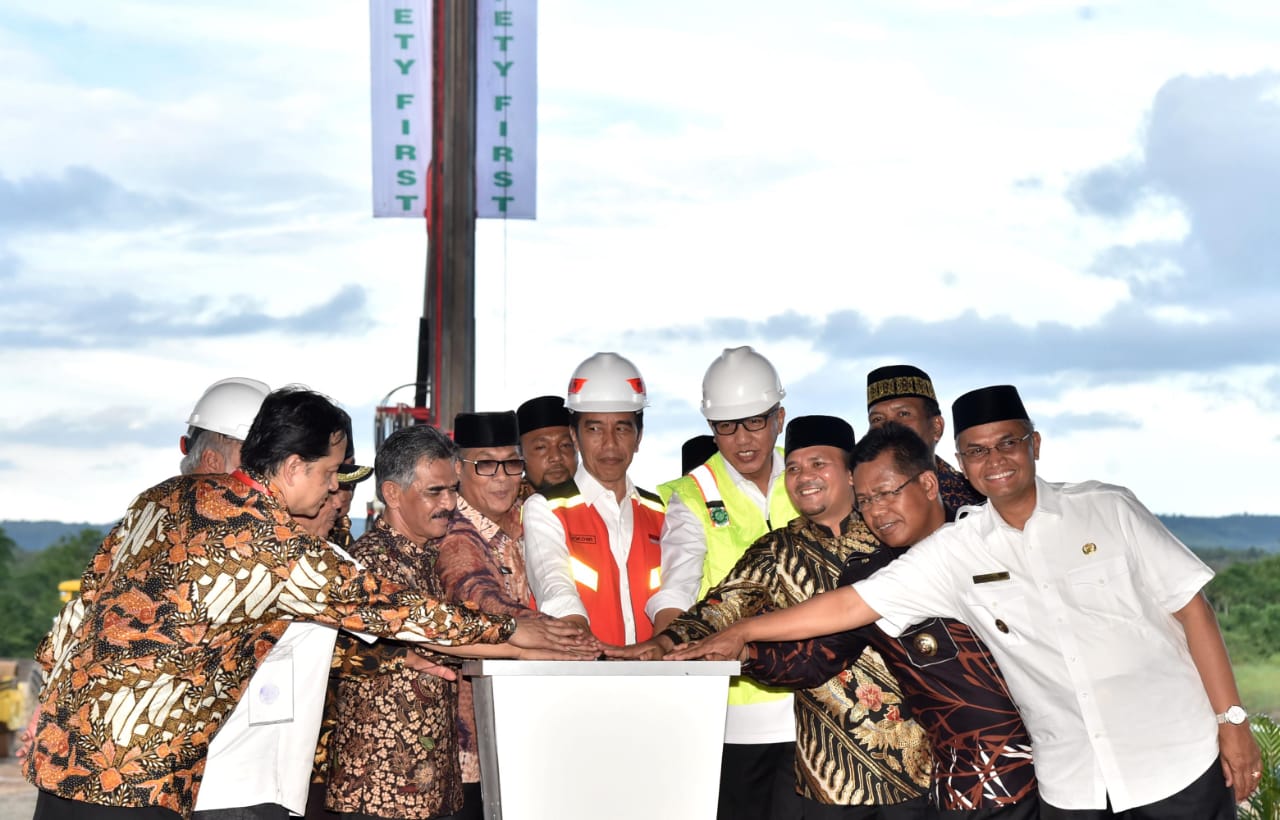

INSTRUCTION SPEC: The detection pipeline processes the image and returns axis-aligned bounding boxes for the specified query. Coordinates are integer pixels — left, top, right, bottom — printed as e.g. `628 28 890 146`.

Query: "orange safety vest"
543 479 665 645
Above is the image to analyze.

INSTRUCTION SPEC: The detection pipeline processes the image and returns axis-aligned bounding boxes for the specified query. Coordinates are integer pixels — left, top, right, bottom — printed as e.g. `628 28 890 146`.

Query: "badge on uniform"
972 571 1010 584
708 502 730 528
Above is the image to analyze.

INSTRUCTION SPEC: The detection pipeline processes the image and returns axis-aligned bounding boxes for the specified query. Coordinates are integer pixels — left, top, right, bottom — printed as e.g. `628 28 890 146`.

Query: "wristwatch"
1216 705 1248 725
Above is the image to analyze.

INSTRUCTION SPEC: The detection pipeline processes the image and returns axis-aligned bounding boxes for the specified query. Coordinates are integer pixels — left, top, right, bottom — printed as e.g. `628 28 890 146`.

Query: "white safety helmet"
700 346 785 420
186 377 271 441
565 352 648 413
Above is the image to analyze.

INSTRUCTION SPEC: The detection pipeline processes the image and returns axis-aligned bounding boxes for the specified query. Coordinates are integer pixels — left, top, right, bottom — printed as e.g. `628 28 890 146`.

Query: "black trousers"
718 741 804 820
34 791 181 820
799 794 931 819
935 797 1041 820
193 805 291 820
1041 760 1234 820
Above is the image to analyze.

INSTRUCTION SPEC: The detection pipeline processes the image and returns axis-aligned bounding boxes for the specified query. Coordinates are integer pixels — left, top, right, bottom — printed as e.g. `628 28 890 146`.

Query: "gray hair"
374 424 458 504
179 426 241 476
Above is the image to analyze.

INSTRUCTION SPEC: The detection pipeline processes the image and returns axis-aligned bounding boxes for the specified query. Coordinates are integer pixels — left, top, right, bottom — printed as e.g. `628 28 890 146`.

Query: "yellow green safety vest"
660 449 798 706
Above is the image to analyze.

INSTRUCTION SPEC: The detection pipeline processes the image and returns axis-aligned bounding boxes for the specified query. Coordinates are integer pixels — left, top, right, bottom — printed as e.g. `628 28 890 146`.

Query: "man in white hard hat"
26 388 587 819
179 376 271 475
650 347 801 820
523 352 666 645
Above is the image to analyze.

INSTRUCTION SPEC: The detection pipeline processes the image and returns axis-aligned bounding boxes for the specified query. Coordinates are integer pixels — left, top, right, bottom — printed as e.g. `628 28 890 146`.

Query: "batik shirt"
745 543 1037 811
436 498 539 784
23 473 514 819
936 457 984 521
663 512 931 806
324 518 466 818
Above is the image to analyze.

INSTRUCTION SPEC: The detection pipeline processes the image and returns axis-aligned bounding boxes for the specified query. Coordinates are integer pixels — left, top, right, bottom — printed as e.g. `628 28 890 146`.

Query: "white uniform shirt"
523 465 643 643
650 453 794 745
195 544 367 816
855 477 1218 811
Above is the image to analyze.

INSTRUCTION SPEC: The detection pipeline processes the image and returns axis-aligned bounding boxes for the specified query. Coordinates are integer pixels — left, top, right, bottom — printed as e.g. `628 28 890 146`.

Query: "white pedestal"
463 659 740 820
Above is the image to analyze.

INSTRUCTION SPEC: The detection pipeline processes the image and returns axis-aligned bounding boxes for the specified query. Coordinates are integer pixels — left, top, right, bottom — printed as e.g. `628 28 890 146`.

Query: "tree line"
0 524 1277 663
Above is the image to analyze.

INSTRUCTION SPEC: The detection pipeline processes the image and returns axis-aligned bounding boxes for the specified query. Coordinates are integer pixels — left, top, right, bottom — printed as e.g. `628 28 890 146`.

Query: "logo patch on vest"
709 503 730 528
570 534 597 544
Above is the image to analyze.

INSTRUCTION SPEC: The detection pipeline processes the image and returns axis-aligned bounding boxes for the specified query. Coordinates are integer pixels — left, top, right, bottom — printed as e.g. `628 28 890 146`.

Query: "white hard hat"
186 377 271 441
700 346 785 420
565 352 648 413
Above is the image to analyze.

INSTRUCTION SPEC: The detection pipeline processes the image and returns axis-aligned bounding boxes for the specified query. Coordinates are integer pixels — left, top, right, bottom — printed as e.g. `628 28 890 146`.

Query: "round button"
913 633 938 656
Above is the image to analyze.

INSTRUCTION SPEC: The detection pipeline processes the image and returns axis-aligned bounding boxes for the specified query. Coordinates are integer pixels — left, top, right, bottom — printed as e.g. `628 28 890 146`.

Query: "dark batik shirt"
936 457 984 521
745 541 1037 811
663 513 931 806
324 518 467 819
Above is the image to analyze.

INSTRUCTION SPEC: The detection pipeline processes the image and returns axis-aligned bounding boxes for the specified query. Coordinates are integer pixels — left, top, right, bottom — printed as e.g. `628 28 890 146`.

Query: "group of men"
21 348 1264 820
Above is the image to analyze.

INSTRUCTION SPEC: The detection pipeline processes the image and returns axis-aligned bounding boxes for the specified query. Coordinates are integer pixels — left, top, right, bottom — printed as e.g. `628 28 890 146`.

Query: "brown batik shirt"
23 473 513 819
436 497 540 784
324 518 469 818
662 512 931 806
745 542 1037 811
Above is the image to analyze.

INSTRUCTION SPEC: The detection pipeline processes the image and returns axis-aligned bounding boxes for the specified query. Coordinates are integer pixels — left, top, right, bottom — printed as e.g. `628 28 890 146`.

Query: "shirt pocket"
962 582 1032 646
1065 557 1141 620
898 619 958 668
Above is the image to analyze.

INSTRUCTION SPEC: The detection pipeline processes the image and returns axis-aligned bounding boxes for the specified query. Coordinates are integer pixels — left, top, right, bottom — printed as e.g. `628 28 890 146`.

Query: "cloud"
1072 72 1280 306
0 165 204 233
627 301 1280 396
0 408 175 450
0 283 371 349
1042 411 1142 434
0 458 15 470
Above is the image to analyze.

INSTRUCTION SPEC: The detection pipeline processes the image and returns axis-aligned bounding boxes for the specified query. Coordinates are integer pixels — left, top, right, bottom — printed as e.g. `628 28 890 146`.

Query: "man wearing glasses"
437 410 542 818
648 346 802 820
745 422 1039 819
619 416 932 819
865 364 983 519
670 385 1262 819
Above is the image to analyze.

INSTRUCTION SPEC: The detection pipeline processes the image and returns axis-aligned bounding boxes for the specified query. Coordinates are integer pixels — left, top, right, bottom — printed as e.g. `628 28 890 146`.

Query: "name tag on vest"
570 534 597 544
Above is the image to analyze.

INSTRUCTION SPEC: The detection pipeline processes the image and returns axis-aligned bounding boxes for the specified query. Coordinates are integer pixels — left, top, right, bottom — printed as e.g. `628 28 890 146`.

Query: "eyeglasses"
855 473 923 513
958 432 1033 462
710 406 778 437
460 457 525 477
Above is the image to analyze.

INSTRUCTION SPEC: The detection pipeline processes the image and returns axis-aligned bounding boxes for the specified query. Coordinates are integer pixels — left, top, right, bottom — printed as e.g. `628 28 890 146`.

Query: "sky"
2 0 1280 523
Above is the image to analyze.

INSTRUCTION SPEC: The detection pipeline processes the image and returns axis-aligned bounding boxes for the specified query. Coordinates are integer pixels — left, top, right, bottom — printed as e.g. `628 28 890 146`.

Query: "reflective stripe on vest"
688 463 730 528
669 450 798 706
549 484 664 645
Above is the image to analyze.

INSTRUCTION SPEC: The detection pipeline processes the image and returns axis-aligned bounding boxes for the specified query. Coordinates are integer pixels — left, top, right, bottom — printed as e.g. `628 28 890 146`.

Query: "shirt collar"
717 447 785 488
574 463 635 506
966 474 1055 533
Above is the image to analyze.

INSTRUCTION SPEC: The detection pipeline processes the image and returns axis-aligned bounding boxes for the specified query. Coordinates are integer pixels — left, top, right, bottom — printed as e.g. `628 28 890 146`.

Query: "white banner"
370 0 431 218
475 0 537 219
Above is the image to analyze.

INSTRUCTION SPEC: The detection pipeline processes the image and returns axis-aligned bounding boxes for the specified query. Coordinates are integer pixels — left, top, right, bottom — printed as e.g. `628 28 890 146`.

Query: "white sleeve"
646 492 707 619
1115 488 1214 612
855 529 961 637
521 494 590 621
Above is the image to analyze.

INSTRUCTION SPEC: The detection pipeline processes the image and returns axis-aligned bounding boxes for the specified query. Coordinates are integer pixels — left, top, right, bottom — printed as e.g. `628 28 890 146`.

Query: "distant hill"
1159 514 1280 553
2 518 369 552
3 515 1277 554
